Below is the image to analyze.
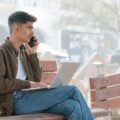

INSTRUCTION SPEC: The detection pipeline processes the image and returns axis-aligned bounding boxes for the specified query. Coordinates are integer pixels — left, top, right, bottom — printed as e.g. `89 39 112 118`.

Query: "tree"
59 0 120 31
57 0 120 53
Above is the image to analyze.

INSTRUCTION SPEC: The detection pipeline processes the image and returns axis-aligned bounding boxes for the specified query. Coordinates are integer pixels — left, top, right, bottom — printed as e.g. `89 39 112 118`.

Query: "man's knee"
62 85 77 92
67 85 82 94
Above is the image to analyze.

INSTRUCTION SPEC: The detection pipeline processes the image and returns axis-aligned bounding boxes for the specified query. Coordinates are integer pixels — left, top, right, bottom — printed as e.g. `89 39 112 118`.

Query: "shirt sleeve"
0 50 30 94
28 53 43 82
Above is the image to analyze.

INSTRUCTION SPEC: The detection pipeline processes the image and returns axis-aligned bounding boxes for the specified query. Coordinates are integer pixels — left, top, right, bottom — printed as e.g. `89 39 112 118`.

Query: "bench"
0 113 65 120
0 61 65 120
90 73 120 118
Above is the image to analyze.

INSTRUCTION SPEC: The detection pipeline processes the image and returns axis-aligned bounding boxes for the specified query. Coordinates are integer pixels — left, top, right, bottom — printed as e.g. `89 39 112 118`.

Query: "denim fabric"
13 85 94 120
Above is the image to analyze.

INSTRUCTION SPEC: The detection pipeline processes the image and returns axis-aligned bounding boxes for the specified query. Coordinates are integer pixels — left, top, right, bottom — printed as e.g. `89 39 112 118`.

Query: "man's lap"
13 85 76 115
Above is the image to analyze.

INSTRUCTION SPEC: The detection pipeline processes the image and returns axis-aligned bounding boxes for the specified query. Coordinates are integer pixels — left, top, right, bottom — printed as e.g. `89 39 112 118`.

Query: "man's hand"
30 81 50 89
25 41 39 54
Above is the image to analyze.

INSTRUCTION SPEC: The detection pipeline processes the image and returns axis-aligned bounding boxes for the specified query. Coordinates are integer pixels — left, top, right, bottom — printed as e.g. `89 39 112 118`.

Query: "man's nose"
30 31 34 36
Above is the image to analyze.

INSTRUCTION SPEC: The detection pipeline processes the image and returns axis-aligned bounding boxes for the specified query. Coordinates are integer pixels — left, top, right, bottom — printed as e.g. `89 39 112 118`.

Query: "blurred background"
1 0 120 65
1 0 120 106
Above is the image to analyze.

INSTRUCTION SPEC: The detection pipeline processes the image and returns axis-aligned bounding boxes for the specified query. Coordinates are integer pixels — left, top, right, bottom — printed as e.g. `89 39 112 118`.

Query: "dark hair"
8 11 37 27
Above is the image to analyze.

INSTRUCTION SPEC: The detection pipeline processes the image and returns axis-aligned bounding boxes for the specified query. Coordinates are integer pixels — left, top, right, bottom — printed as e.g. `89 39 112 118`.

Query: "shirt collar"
3 37 19 56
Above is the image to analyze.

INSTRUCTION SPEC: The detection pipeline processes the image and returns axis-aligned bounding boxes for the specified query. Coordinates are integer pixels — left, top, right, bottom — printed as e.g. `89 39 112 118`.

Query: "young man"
0 11 94 120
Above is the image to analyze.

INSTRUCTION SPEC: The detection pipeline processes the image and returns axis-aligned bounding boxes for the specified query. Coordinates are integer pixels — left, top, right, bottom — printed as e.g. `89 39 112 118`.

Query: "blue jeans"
13 85 94 120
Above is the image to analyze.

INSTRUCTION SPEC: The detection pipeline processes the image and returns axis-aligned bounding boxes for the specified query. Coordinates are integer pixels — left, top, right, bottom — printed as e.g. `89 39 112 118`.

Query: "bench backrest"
90 74 120 109
40 61 57 85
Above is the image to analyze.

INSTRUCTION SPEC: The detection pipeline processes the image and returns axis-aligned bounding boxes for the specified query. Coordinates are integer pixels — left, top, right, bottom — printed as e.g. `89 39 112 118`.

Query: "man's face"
17 21 34 43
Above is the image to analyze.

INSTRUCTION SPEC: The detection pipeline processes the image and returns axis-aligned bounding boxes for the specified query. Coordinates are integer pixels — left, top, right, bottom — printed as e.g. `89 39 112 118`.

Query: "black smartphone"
28 36 37 47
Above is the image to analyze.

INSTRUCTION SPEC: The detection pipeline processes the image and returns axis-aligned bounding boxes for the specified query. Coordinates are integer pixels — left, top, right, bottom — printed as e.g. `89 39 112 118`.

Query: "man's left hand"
25 41 39 54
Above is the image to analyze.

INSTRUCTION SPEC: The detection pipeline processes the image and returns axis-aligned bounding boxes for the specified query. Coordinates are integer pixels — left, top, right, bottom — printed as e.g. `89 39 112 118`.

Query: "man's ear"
15 24 19 31
13 24 20 33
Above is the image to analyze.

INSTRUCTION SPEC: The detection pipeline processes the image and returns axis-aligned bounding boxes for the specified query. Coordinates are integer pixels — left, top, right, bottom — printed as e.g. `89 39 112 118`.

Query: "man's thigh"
13 85 75 115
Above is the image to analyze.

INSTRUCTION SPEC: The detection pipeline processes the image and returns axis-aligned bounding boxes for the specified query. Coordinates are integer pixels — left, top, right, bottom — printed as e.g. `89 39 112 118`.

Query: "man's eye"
29 27 33 30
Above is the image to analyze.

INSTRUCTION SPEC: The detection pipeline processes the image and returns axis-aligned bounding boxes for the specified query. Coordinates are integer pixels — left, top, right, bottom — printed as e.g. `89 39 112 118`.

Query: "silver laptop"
50 62 80 88
22 62 80 91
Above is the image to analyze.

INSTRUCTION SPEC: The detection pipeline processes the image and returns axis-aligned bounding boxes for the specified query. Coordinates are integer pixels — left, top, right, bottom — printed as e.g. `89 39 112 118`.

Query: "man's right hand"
30 81 50 89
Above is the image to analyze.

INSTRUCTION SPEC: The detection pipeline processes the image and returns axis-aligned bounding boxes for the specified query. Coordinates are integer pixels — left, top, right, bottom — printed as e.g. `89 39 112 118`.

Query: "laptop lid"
51 62 80 88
